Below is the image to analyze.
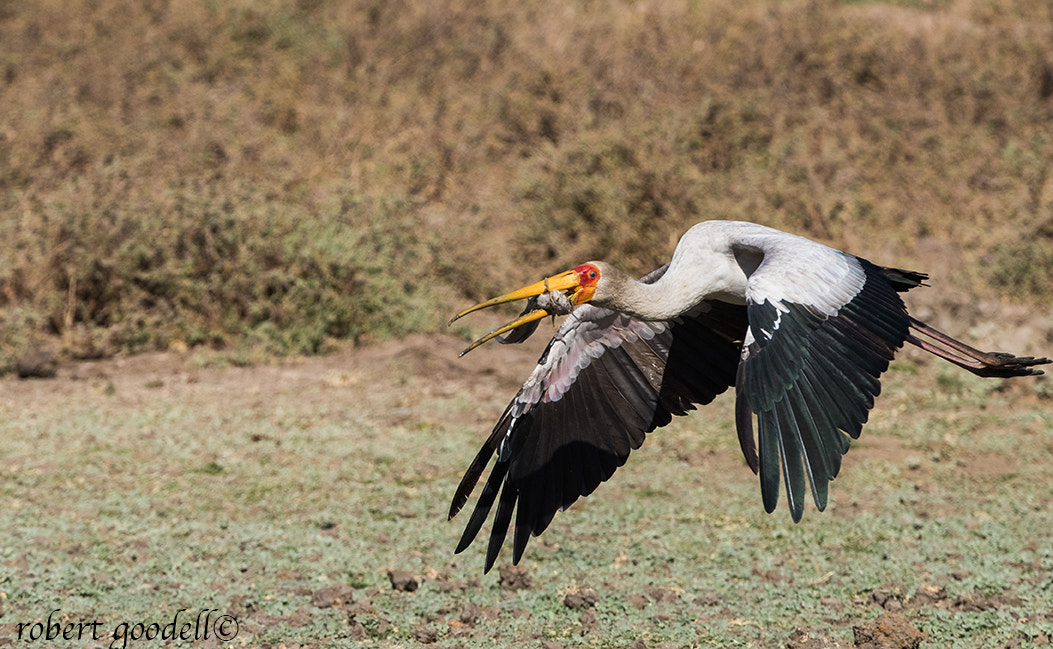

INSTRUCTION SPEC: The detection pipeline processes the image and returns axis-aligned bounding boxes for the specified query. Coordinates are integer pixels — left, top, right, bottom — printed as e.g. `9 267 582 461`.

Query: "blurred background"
1 0 1051 371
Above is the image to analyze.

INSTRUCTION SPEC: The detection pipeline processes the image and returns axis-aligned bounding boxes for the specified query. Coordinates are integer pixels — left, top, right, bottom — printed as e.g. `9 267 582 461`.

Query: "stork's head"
449 263 603 355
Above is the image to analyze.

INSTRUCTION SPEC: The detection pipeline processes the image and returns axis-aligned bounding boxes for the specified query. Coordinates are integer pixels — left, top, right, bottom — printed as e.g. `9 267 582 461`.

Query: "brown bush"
0 0 1050 369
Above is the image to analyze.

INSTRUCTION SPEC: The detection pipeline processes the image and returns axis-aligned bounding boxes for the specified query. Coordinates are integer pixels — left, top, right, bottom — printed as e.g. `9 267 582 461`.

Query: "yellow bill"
449 268 591 356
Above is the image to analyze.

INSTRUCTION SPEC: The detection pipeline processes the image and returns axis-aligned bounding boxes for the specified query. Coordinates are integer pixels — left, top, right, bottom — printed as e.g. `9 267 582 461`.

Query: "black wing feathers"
656 302 747 424
734 361 758 474
453 302 746 571
877 266 928 292
737 258 910 521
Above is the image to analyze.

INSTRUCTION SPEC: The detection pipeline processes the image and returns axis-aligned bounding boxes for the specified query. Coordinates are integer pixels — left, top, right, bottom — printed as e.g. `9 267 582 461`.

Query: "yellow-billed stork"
448 220 1049 572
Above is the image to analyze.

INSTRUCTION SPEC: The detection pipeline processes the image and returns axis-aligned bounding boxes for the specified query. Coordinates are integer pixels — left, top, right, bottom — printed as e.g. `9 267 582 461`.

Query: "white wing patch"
742 235 865 317
759 307 783 341
511 305 669 418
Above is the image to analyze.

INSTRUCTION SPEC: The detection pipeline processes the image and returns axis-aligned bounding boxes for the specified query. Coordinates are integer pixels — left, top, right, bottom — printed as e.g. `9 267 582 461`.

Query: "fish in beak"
449 265 600 356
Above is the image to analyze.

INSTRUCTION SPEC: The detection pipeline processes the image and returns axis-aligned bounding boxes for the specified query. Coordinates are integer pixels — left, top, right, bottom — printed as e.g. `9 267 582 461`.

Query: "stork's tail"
906 317 1049 378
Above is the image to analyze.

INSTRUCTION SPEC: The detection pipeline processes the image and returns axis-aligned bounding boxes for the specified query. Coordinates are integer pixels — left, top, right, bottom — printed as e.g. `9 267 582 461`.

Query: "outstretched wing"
450 298 746 572
735 249 915 522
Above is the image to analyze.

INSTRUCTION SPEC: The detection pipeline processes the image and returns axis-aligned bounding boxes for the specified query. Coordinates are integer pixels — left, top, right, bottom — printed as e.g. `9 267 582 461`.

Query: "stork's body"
449 221 1048 572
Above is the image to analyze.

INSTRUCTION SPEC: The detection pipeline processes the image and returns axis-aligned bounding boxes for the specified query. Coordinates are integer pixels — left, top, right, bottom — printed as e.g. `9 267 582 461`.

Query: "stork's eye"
589 271 597 279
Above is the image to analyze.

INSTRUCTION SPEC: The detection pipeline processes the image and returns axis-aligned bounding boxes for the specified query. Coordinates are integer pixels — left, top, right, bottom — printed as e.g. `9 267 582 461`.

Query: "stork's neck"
592 220 867 320
598 248 750 321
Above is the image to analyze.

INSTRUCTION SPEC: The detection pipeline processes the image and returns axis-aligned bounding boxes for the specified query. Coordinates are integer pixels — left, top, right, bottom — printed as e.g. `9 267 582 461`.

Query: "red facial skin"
572 264 600 304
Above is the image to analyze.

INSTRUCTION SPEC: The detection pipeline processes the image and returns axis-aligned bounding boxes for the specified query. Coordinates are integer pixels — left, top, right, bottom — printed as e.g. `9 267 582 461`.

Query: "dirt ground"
1 294 1051 647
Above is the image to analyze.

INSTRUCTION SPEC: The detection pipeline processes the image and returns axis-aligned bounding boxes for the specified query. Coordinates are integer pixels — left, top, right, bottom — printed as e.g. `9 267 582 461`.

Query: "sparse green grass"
0 352 1050 647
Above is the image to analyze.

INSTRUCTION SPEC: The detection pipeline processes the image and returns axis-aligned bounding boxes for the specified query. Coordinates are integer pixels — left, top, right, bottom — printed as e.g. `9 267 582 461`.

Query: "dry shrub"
0 0 1050 368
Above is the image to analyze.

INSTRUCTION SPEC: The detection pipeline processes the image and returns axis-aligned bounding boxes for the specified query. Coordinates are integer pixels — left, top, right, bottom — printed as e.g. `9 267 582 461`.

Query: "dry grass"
1 0 1051 369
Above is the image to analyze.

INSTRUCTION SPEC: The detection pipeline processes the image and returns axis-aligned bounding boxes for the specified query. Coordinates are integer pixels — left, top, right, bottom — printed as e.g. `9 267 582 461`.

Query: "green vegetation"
0 347 1050 647
1 0 1052 371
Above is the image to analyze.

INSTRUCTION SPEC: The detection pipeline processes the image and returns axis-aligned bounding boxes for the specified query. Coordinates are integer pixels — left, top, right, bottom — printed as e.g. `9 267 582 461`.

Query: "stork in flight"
447 220 1049 572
